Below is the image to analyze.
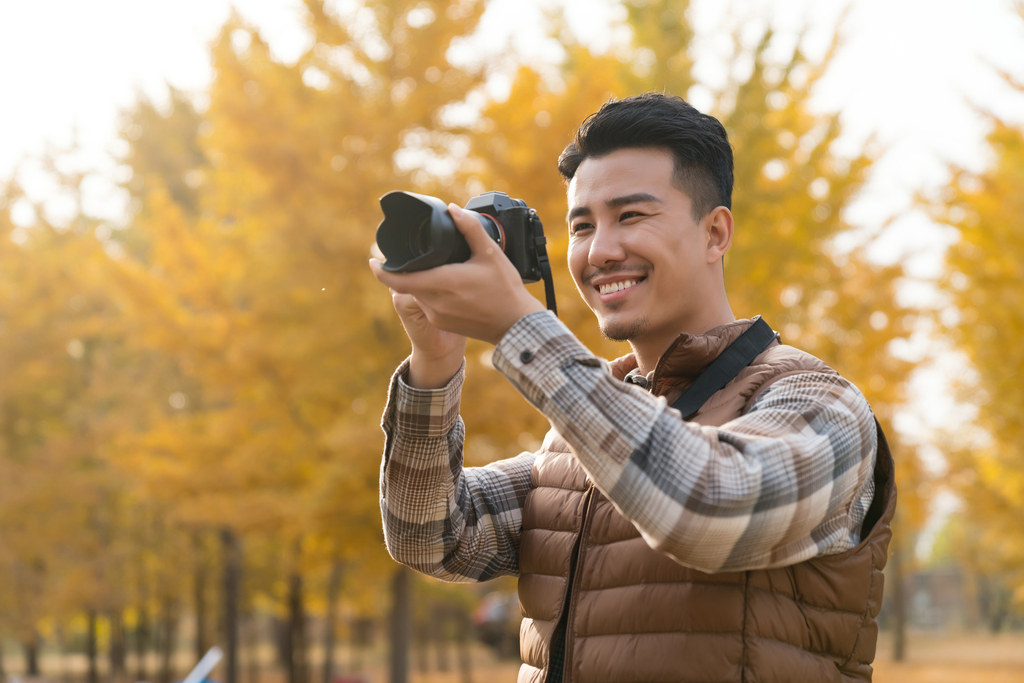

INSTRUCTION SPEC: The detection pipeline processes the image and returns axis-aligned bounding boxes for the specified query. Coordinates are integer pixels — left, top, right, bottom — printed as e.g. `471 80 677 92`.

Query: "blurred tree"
933 74 1024 605
121 87 207 217
928 516 1023 632
104 1 493 680
0 168 142 675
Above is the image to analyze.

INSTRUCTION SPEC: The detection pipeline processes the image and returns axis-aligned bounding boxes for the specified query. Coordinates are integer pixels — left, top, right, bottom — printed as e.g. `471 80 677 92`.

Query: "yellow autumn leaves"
0 0 1021 659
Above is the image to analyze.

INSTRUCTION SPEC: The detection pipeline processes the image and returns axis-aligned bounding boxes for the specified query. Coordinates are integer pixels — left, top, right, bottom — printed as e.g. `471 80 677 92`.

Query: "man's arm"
380 358 536 582
492 311 877 573
369 203 543 583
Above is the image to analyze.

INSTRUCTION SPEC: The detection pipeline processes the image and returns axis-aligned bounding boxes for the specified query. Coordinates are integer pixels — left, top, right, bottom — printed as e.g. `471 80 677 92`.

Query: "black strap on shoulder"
671 317 778 419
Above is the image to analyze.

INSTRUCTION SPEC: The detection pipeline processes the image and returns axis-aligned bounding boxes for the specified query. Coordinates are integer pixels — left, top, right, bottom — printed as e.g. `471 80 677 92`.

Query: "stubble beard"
582 264 654 341
600 315 650 342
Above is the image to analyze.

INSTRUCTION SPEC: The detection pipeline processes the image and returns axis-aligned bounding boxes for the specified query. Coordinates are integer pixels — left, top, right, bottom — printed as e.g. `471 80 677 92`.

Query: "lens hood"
376 191 470 272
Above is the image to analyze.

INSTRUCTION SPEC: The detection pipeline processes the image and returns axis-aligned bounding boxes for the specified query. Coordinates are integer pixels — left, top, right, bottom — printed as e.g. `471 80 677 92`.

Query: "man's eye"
571 223 593 234
620 211 644 221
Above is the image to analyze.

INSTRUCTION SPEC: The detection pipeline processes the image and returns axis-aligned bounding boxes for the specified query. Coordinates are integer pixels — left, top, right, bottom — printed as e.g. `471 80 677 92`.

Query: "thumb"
449 203 500 257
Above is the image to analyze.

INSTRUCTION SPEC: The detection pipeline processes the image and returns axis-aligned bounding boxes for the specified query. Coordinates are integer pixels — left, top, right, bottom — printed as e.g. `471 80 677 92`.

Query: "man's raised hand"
369 202 545 348
387 289 467 389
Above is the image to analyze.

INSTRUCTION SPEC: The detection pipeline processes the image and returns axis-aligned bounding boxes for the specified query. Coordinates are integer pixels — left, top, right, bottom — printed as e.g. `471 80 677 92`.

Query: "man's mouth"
597 279 642 295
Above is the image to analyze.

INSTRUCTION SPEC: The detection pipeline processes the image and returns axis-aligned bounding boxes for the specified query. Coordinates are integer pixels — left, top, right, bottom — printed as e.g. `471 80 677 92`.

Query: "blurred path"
874 632 1024 683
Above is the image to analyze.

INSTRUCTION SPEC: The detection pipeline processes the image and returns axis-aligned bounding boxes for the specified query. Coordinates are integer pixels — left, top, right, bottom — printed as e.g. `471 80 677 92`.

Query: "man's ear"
705 206 733 265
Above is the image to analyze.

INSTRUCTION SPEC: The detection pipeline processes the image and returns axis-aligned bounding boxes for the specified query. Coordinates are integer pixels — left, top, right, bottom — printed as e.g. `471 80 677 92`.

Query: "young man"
369 92 895 683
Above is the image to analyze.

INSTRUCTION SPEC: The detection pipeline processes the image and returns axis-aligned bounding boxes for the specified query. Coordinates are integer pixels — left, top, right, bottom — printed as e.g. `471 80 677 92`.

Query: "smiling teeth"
599 279 639 295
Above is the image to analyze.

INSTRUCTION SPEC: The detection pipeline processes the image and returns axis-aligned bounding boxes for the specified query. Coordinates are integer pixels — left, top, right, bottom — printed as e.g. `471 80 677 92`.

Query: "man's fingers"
368 257 401 289
391 291 422 314
368 257 387 280
369 257 427 294
449 203 500 258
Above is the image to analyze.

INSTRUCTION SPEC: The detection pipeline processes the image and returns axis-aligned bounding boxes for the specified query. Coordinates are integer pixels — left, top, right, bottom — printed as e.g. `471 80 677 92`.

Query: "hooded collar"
609 317 763 398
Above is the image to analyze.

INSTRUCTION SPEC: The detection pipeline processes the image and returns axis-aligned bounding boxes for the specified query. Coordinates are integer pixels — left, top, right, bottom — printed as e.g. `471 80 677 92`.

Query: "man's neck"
631 306 736 376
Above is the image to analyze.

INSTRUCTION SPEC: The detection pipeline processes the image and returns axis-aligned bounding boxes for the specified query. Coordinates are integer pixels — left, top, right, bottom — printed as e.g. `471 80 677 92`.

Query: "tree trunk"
56 626 70 683
245 612 261 683
195 549 209 664
388 566 411 683
23 634 40 677
989 587 1010 634
350 636 361 677
136 606 150 682
321 559 343 683
415 617 429 675
222 528 241 683
432 605 449 672
276 617 291 671
159 601 178 683
348 618 372 676
963 567 981 631
0 639 6 683
110 611 126 683
891 540 907 662
455 610 472 683
287 570 307 683
87 610 99 683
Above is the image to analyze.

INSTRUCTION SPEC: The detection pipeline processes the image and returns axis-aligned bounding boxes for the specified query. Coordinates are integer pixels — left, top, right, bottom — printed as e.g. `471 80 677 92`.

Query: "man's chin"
600 315 650 342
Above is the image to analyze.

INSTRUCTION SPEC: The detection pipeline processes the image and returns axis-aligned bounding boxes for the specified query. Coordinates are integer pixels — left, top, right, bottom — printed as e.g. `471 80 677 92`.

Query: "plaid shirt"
380 311 877 581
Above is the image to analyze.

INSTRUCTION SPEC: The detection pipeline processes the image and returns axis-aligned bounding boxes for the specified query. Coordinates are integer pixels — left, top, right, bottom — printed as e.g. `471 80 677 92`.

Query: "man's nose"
588 225 627 266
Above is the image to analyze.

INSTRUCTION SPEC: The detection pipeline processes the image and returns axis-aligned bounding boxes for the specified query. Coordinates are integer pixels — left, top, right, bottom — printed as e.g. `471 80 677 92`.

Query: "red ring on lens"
478 213 506 252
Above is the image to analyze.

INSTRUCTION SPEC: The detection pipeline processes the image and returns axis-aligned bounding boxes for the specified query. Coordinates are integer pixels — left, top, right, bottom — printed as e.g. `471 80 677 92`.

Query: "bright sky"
2 0 1022 258
2 0 1023 540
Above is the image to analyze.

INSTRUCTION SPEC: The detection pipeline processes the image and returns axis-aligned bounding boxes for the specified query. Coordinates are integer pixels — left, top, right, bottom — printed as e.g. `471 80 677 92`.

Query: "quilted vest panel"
517 329 896 683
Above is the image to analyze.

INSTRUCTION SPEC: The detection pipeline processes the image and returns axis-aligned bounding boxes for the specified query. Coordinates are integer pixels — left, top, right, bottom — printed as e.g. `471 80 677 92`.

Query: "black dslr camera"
376 190 557 314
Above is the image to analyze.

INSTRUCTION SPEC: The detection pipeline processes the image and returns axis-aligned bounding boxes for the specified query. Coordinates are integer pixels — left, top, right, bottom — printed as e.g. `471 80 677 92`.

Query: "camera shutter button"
520 350 535 363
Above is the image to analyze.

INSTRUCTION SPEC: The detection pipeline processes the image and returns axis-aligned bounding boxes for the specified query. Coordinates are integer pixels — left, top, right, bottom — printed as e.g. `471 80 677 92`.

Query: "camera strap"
670 316 777 419
530 210 558 316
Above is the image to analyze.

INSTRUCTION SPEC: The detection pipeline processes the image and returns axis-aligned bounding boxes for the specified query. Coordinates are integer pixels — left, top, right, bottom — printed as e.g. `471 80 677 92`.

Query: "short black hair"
558 92 734 220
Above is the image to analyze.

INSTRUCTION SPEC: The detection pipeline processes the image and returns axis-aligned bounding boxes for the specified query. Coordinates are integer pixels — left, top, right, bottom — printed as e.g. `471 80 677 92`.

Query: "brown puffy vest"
516 319 897 683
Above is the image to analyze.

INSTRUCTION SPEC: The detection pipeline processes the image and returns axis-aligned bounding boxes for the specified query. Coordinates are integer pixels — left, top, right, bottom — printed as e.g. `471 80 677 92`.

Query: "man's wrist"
408 347 465 389
499 297 546 344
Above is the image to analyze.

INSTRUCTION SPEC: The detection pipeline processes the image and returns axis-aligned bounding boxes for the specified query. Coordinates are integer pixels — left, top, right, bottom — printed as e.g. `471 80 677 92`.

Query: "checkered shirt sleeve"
492 311 878 573
380 358 535 582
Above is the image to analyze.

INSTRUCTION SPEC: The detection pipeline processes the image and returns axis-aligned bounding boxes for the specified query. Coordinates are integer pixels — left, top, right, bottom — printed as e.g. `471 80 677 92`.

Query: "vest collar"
609 317 761 398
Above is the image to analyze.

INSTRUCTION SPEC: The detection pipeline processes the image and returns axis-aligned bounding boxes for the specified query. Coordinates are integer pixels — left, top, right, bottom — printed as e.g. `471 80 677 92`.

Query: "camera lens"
410 217 432 255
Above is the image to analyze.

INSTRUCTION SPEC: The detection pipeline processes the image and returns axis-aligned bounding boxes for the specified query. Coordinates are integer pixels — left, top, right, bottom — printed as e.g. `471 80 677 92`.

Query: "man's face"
567 147 720 347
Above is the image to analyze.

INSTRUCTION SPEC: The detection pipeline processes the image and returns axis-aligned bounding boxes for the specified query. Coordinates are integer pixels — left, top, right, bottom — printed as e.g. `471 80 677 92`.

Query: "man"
369 92 895 682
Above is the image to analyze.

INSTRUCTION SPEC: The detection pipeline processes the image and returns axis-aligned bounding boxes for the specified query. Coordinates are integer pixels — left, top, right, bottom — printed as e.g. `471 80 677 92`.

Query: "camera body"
464 192 546 283
376 190 547 283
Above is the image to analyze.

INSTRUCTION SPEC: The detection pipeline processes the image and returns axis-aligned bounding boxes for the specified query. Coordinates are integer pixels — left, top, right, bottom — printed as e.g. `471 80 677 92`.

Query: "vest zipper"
561 485 597 683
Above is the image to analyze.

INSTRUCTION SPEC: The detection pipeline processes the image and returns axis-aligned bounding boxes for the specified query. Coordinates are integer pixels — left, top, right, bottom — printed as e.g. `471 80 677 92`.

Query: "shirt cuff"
383 356 466 438
492 310 602 404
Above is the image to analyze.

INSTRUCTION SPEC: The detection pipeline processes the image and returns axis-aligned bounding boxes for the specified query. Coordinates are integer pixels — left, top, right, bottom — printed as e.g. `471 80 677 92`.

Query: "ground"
7 630 1024 683
397 631 1024 683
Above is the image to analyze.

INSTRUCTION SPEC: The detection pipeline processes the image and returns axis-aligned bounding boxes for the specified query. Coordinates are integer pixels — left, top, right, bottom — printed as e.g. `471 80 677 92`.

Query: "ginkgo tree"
934 77 1024 605
103 0 497 680
0 167 152 678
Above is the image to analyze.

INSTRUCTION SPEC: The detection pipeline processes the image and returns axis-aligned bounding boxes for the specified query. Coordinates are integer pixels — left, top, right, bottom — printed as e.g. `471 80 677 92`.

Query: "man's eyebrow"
607 192 662 208
566 193 662 223
567 205 592 223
